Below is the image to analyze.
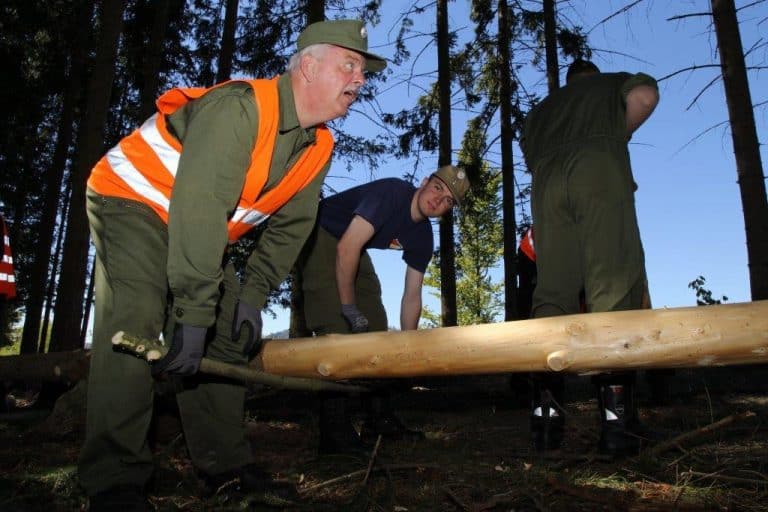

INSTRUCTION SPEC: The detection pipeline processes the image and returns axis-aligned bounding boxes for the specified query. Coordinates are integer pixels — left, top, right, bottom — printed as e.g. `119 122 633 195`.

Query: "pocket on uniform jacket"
99 203 168 285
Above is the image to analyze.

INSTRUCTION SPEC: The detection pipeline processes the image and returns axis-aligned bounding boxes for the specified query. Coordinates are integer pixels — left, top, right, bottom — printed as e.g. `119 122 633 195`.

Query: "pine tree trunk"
20 2 93 355
543 0 559 92
50 0 125 352
215 0 238 84
437 0 457 327
138 0 172 120
499 1 518 321
711 0 768 300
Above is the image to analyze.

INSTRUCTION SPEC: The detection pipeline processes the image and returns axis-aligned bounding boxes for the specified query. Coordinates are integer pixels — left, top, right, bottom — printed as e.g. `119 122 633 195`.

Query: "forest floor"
1 366 768 511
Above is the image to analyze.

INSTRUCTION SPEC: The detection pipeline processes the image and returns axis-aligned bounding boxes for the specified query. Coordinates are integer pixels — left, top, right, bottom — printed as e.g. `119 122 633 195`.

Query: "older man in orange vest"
79 20 386 510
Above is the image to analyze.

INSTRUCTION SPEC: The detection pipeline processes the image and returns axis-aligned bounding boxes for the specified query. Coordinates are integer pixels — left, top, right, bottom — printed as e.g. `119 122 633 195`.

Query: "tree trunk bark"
498 1 518 321
50 0 125 352
138 0 172 120
258 300 768 379
543 0 559 92
437 0 457 327
711 0 768 300
215 0 239 84
20 3 93 355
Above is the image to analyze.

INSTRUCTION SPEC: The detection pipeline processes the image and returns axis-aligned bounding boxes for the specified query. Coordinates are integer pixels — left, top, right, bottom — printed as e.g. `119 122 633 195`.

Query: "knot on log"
565 322 586 337
546 349 573 371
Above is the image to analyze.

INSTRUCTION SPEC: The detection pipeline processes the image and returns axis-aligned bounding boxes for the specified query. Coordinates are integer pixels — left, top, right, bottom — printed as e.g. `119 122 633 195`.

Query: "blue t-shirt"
318 178 434 273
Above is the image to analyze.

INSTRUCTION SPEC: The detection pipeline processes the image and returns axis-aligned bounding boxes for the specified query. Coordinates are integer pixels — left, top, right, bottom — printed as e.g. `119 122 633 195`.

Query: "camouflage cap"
297 19 387 72
431 165 470 206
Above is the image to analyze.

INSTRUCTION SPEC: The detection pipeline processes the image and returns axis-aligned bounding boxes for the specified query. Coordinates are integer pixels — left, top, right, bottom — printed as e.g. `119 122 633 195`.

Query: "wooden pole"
111 331 369 393
257 300 768 379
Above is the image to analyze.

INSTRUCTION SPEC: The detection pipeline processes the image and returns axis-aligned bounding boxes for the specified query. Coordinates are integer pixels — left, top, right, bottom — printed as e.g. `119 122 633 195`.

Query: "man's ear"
300 54 316 83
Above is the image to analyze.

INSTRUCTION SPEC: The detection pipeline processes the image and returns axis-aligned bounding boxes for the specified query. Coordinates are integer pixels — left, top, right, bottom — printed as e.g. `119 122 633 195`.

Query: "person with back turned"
520 59 659 456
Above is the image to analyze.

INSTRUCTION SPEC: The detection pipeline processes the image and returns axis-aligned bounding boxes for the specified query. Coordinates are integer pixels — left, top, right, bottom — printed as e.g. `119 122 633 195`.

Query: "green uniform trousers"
78 190 253 495
298 226 387 335
531 138 646 318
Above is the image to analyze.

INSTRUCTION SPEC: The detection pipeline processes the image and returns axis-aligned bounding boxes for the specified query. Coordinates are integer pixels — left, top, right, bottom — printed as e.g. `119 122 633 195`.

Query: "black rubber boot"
595 373 641 456
318 394 370 457
530 373 565 451
360 391 425 444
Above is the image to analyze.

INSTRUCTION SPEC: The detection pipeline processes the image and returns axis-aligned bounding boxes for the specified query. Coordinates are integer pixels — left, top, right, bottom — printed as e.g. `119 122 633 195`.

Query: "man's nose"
355 68 365 85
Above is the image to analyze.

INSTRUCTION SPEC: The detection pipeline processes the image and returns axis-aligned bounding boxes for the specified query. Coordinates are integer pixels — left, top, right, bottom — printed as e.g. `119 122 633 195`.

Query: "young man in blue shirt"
296 165 469 454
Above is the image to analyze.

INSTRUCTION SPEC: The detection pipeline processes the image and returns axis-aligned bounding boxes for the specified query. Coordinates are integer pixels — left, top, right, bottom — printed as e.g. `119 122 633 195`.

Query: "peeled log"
257 300 768 379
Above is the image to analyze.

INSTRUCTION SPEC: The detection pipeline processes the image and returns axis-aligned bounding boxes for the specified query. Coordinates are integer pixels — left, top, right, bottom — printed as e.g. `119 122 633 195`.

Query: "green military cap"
297 19 387 72
432 165 470 206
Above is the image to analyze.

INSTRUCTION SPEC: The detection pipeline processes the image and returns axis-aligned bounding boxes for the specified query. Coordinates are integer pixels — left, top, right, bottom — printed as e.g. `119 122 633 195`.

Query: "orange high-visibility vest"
0 215 16 299
88 77 333 241
519 227 535 262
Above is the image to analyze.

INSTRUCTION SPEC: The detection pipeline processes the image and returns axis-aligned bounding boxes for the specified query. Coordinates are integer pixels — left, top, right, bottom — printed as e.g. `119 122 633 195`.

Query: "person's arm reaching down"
400 265 424 331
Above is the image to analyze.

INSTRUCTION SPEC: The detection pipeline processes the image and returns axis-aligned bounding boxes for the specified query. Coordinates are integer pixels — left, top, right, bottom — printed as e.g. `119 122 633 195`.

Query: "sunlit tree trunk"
711 0 768 300
50 0 125 352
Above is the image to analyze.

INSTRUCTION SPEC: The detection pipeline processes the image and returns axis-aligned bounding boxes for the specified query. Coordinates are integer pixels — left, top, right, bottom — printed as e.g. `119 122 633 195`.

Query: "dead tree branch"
646 410 757 457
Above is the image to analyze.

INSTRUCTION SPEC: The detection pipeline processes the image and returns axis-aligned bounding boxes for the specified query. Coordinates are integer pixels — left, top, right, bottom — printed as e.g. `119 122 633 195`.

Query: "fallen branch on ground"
682 470 768 486
299 463 439 494
645 410 756 457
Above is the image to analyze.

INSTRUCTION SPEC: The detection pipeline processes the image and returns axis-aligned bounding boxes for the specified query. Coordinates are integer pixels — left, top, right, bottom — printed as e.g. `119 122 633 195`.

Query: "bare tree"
711 0 768 300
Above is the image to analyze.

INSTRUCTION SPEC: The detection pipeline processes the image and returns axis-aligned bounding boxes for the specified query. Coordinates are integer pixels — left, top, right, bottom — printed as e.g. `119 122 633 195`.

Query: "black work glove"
232 300 263 358
341 304 369 333
151 323 207 377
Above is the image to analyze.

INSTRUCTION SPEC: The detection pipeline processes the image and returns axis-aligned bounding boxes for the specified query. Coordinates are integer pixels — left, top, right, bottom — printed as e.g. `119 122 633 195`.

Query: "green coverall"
297 226 388 335
79 75 330 495
521 72 657 317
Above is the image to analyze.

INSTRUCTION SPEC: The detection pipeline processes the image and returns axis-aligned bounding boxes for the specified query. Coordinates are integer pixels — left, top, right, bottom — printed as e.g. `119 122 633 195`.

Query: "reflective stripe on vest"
87 77 333 242
0 217 16 299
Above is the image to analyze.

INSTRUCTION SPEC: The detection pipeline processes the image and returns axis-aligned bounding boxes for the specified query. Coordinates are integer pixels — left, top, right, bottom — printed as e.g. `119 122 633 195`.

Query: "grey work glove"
341 304 369 333
232 300 263 359
151 323 207 376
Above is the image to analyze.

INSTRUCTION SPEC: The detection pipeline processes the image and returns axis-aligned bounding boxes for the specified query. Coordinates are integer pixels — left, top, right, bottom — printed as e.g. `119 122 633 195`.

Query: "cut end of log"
146 349 162 362
111 331 125 345
53 365 61 377
546 349 573 372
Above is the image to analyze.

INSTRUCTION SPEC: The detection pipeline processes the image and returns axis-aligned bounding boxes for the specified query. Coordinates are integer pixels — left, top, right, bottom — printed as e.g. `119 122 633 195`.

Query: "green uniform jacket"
520 71 658 315
165 74 330 327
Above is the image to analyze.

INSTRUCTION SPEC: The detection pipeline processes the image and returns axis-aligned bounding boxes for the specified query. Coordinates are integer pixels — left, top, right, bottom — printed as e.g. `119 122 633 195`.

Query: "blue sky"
263 0 766 335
